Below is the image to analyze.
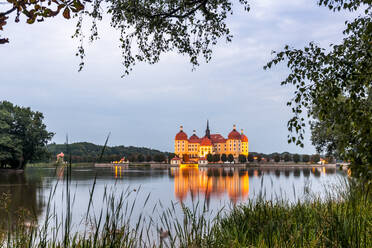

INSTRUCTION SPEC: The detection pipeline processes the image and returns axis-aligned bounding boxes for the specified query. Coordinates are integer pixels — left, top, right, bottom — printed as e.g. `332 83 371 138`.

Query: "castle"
174 121 248 161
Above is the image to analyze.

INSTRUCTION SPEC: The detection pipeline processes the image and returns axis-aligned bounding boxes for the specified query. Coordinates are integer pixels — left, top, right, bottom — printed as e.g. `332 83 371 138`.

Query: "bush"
238 154 247 163
137 154 145 162
212 154 220 163
293 154 300 163
284 153 291 162
146 155 152 162
248 154 254 162
221 154 227 162
227 154 234 163
311 154 321 163
274 155 280 162
207 153 213 163
302 154 310 163
153 154 166 162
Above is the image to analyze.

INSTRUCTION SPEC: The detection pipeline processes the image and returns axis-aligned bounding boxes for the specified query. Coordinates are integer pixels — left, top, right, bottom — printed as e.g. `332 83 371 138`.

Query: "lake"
0 166 346 232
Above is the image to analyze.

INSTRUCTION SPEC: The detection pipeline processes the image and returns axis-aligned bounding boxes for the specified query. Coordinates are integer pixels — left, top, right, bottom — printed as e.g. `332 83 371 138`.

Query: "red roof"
241 134 248 142
200 137 212 146
189 134 200 143
171 157 181 160
175 131 188 140
199 157 207 160
228 129 241 139
210 134 226 143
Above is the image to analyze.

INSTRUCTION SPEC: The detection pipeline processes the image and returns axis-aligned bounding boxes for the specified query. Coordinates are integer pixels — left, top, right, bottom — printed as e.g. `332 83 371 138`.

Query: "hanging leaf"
63 7 71 19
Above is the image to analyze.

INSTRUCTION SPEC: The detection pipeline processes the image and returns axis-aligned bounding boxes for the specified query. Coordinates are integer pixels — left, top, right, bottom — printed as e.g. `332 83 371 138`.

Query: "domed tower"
227 124 241 158
240 129 249 156
175 126 188 159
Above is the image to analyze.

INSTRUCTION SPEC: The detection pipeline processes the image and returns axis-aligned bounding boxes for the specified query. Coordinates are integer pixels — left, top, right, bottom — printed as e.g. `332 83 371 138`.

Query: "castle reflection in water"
171 168 249 204
167 167 338 204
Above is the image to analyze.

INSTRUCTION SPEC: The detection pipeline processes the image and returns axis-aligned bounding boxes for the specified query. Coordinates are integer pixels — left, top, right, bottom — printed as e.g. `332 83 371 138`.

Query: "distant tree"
212 154 220 163
302 154 310 163
227 154 234 163
0 101 54 169
238 154 246 163
284 153 291 162
137 154 145 162
257 155 262 163
274 155 280 163
206 153 213 163
127 154 136 162
293 154 300 163
146 155 152 162
248 154 254 162
311 154 321 163
168 153 176 162
154 154 166 163
221 154 227 163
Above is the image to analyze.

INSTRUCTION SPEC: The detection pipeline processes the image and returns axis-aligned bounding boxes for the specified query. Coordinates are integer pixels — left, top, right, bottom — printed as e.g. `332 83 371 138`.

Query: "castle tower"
205 120 211 139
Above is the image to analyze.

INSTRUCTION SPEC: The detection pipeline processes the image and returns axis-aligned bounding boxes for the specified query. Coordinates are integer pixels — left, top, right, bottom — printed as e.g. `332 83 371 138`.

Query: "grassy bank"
0 178 370 247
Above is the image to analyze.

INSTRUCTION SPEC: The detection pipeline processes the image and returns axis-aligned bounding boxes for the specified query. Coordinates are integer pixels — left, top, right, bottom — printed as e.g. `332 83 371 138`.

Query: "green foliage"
206 153 213 163
238 154 246 163
153 154 166 163
311 154 321 163
256 154 262 163
137 154 145 162
274 154 280 163
221 154 227 162
247 154 254 162
1 0 250 75
47 142 167 163
209 181 371 247
146 155 152 162
283 153 291 162
227 154 234 163
212 154 220 163
0 101 53 169
302 154 310 163
265 3 372 180
293 154 300 163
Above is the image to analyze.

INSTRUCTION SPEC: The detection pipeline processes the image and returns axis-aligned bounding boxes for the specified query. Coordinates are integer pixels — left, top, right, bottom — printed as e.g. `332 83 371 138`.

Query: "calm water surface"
0 166 346 229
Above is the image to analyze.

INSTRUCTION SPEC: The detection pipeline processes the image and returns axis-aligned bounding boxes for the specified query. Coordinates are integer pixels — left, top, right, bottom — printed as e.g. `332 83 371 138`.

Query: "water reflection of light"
114 166 123 178
173 168 249 204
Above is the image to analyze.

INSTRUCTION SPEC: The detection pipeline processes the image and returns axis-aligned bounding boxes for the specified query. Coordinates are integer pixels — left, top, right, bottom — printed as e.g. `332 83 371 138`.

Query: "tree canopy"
0 101 54 169
265 0 371 179
0 0 249 75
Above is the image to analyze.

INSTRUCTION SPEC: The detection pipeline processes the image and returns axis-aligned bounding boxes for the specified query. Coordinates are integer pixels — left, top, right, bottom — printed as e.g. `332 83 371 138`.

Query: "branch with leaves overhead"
1 0 250 75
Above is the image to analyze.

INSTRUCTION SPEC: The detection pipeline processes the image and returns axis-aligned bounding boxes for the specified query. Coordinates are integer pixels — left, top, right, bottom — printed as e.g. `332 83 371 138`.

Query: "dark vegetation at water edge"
45 142 171 163
0 176 370 247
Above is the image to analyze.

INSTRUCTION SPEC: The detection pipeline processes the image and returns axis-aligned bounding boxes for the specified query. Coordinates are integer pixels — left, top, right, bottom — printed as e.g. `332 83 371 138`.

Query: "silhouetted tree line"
205 152 323 164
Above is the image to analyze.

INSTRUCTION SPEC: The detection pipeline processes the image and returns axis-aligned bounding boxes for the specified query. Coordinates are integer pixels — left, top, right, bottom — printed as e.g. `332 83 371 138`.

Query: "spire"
233 124 236 130
205 120 211 139
180 125 183 131
241 129 244 134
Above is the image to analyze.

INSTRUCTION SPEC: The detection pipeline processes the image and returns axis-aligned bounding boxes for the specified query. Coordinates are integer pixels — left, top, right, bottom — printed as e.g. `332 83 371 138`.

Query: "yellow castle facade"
174 121 249 160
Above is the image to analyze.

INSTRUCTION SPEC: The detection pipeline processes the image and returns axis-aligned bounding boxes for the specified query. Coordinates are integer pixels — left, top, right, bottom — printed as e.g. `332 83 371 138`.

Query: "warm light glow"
174 168 249 204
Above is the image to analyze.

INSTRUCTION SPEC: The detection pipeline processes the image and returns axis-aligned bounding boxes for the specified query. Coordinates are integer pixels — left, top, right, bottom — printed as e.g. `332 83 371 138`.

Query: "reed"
0 168 370 247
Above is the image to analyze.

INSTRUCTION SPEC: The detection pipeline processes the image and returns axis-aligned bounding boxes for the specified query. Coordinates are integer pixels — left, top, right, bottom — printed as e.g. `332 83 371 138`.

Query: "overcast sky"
0 0 358 154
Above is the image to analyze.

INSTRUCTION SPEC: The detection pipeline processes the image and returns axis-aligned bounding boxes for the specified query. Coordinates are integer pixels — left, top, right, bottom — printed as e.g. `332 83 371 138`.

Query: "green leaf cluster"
265 2 372 180
0 101 53 169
